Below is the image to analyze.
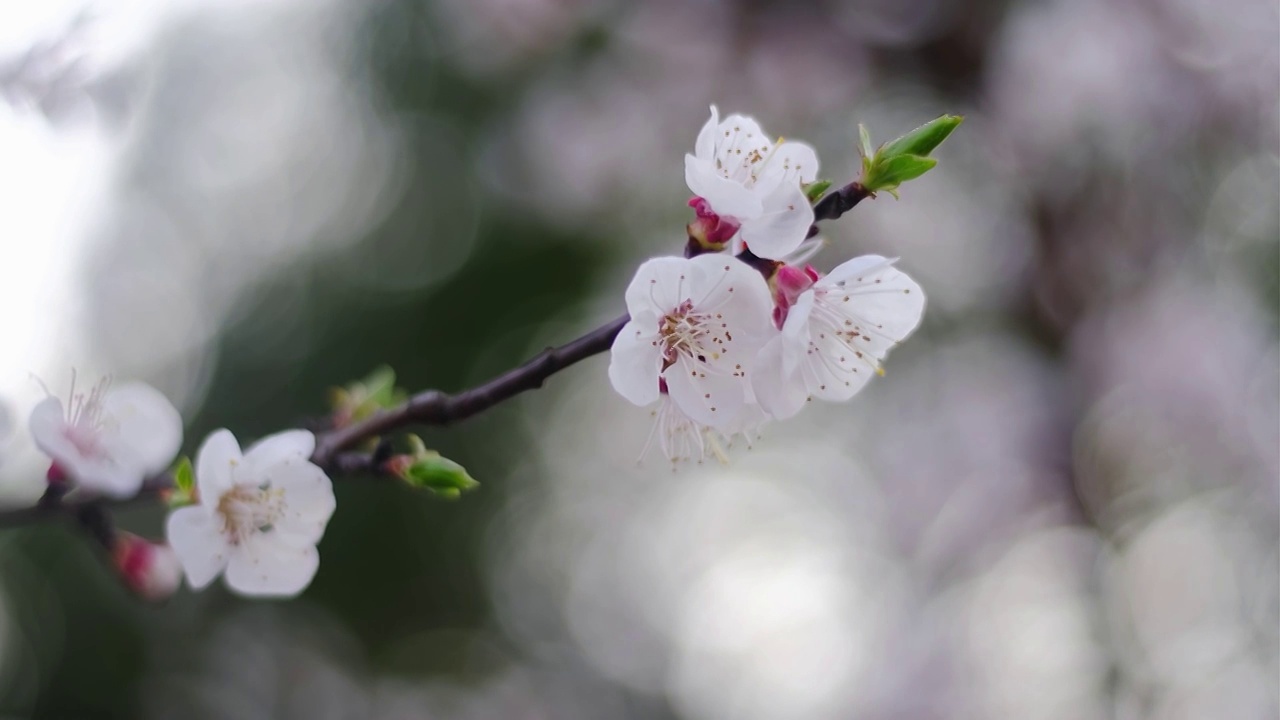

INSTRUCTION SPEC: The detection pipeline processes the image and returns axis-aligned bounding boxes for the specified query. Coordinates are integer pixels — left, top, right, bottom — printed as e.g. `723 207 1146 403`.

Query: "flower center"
657 299 727 369
714 126 781 187
63 424 107 459
51 372 116 458
216 484 286 545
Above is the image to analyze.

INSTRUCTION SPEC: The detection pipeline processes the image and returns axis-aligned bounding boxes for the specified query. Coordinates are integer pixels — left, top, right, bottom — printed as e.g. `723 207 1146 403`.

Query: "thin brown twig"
311 314 630 464
807 181 870 238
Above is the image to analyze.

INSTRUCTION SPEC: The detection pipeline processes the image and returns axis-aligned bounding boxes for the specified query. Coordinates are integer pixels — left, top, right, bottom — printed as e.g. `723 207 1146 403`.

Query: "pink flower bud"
770 263 820 329
45 463 67 485
686 196 742 250
382 453 414 479
113 532 182 602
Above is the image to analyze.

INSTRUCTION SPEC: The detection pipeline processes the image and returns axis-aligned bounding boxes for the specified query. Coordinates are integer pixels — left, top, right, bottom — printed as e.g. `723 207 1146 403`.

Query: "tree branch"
311 314 629 464
0 315 630 529
0 449 392 530
807 181 870 238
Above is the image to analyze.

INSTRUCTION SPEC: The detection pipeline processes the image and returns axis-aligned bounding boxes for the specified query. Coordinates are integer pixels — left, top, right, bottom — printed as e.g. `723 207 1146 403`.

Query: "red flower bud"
686 196 742 251
113 533 182 602
770 263 820 329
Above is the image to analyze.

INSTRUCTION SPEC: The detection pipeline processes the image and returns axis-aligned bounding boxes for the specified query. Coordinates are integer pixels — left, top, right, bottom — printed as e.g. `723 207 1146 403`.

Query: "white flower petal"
623 256 694 318
165 506 229 590
267 459 336 548
822 255 897 286
736 181 813 260
757 140 820 190
196 429 242 501
224 538 319 598
781 236 827 267
802 330 878 402
665 355 746 430
694 104 719 161
28 397 75 464
752 335 810 420
608 314 663 407
711 113 771 173
686 254 775 350
242 430 317 480
685 155 763 219
100 382 183 476
818 256 927 359
719 382 771 439
75 460 149 498
780 291 816 376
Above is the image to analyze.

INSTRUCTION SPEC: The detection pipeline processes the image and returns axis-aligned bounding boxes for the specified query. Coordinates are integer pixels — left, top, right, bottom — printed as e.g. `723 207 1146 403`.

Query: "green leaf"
863 154 938 194
332 365 407 426
361 365 398 407
858 123 874 160
165 456 197 508
858 124 875 174
803 179 832 204
173 456 194 495
402 453 480 499
878 114 963 160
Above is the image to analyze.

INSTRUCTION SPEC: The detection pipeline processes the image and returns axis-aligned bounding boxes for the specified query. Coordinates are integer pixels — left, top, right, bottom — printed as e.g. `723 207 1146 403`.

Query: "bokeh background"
0 0 1276 717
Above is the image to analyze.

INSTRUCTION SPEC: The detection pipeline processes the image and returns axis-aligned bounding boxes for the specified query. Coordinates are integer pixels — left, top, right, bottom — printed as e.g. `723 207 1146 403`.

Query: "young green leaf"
864 154 938 191
173 456 194 495
360 365 399 408
858 123 875 174
878 114 963 160
166 456 197 508
803 179 832 204
331 365 408 428
858 123 875 160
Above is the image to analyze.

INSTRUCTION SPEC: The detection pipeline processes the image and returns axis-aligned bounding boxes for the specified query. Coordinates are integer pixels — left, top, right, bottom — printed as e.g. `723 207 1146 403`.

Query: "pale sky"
0 0 181 497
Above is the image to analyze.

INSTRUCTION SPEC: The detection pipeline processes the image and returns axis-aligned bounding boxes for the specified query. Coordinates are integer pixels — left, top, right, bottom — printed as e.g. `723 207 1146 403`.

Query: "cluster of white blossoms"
610 107 927 463
27 378 335 598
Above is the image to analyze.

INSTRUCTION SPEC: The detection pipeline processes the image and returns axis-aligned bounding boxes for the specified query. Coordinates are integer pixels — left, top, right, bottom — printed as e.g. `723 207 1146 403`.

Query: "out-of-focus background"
0 0 1275 717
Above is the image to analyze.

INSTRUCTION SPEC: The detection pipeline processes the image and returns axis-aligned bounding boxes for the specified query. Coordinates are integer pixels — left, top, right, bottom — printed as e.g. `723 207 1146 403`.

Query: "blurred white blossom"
167 429 334 597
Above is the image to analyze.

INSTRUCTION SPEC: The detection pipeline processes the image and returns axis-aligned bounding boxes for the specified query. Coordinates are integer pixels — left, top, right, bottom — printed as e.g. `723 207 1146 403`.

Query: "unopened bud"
329 366 405 429
686 197 741 253
46 463 67 485
384 436 479 499
113 532 182 602
769 263 820 329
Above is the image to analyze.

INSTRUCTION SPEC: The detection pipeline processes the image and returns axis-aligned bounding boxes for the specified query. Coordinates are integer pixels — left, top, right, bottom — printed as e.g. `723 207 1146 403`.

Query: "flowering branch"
1 107 961 600
0 449 383 531
0 315 630 530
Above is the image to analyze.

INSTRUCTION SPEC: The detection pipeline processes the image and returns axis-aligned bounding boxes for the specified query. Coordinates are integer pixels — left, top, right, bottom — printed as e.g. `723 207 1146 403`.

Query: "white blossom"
684 105 819 259
28 378 183 498
753 255 926 419
609 254 774 432
640 386 768 465
166 429 335 598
